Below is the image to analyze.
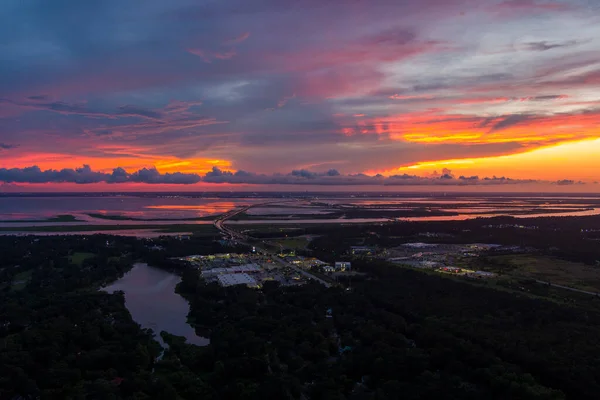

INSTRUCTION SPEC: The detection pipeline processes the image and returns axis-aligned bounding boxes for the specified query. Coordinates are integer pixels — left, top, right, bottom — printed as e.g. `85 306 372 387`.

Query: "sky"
1 0 600 191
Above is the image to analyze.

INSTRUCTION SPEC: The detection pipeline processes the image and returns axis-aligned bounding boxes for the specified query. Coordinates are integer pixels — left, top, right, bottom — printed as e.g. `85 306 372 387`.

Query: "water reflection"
103 263 208 347
0 196 266 221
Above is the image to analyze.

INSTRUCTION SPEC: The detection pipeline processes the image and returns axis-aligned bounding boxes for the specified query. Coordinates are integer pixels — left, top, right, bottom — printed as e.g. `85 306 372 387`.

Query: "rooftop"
217 273 258 287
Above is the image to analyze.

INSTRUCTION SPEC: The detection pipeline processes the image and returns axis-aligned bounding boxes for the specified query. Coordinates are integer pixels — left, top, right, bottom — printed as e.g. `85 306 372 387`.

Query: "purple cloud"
1 0 597 184
0 165 551 186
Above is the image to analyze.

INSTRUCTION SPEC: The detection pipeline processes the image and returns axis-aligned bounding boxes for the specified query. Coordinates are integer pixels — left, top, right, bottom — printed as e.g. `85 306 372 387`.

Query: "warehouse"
217 273 259 288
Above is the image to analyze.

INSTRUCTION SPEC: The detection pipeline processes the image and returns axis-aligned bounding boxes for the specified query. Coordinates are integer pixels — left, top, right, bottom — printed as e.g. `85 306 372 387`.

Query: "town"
177 252 352 288
174 240 513 290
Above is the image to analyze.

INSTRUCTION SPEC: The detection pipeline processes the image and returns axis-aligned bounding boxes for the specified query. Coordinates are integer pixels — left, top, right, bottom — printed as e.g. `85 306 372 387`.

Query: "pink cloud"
271 33 447 98
188 32 250 63
389 94 436 101
492 0 570 14
224 32 250 45
188 48 237 62
293 67 385 98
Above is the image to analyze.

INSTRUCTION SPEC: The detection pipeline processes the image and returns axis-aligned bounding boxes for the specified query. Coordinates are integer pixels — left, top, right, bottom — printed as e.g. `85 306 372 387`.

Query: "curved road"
214 201 332 287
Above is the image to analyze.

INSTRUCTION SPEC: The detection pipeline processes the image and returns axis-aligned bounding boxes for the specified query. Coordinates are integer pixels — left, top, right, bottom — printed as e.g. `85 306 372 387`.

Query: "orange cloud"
343 110 600 149
370 138 600 182
1 152 231 175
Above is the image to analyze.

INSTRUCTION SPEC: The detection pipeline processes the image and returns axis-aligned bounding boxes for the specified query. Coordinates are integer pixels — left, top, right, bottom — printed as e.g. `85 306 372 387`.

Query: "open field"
472 254 600 293
0 215 79 223
11 270 33 291
228 223 324 235
269 237 311 250
69 252 96 266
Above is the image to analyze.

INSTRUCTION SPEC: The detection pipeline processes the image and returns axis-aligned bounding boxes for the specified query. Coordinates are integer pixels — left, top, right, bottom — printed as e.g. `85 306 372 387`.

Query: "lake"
102 263 208 347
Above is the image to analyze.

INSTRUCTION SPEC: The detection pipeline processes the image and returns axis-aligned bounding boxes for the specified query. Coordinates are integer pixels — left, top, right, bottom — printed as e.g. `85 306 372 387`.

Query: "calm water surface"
0 196 266 221
1 196 600 235
102 263 208 347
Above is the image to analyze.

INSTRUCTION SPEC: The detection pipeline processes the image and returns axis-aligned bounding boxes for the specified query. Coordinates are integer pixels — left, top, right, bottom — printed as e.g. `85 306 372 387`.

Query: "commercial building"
335 261 351 271
201 264 261 276
217 273 258 287
350 246 375 255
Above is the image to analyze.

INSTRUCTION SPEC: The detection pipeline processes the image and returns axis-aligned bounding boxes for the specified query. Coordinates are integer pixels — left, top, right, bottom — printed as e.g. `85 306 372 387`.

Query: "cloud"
1 0 598 183
130 168 202 184
487 114 538 133
0 165 201 185
0 165 547 186
188 31 250 63
0 165 107 184
187 48 237 63
520 95 569 101
116 105 162 120
554 179 586 186
493 0 570 13
525 40 582 52
0 143 17 150
224 32 250 45
4 97 165 121
266 93 296 111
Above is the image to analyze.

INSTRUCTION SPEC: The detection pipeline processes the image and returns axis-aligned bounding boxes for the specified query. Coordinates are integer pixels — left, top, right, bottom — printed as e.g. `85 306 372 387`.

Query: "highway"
214 201 332 288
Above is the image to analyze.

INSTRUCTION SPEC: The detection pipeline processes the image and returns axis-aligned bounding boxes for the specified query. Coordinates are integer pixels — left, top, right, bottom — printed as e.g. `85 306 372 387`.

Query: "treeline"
0 236 163 398
3 230 600 398
0 234 248 399
303 215 600 265
163 258 600 399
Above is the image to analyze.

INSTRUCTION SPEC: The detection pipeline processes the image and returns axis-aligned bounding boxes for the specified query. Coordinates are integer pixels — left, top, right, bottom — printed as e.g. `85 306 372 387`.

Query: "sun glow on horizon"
368 138 600 182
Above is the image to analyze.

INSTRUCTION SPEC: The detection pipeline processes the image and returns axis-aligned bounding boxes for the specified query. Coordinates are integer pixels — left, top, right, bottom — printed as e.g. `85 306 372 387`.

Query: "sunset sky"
1 0 600 191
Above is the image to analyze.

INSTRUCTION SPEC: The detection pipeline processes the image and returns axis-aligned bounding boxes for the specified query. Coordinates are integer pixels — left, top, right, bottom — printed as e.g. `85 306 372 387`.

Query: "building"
335 261 351 271
350 246 375 255
217 273 258 287
403 242 438 249
201 264 261 276
471 271 495 278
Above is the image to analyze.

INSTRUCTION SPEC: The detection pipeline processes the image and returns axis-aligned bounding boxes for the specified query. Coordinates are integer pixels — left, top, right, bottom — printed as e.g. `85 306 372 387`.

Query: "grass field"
474 254 600 293
69 252 96 266
0 214 79 223
270 237 311 250
11 269 33 291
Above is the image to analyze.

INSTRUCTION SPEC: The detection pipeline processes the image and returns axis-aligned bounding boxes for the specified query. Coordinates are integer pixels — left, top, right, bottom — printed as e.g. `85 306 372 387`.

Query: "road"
214 201 332 288
534 280 600 296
